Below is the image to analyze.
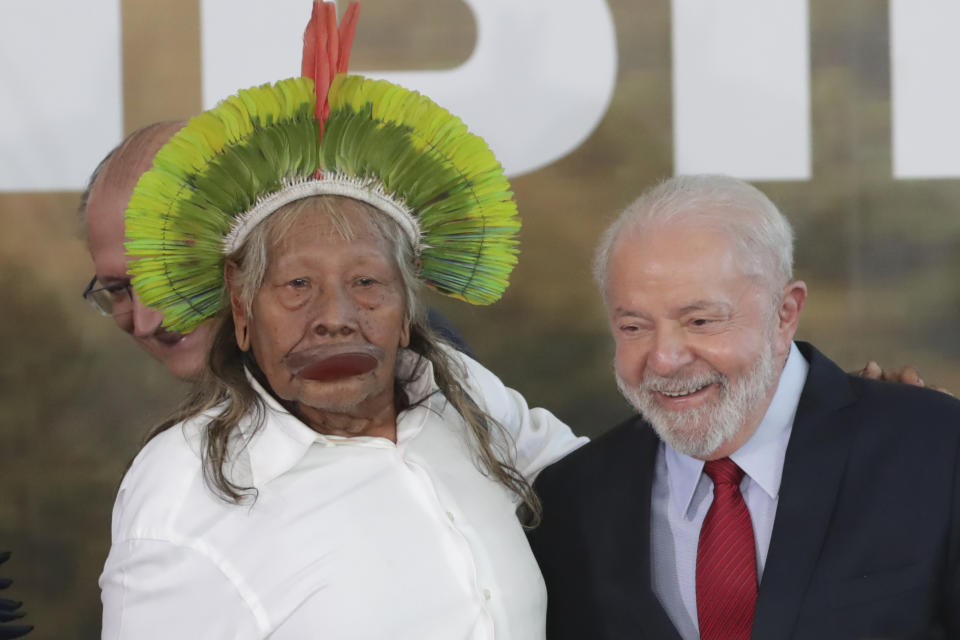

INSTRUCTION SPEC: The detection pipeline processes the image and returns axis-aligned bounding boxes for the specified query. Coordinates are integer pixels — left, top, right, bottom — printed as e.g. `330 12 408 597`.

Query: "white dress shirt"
650 342 809 639
100 347 586 639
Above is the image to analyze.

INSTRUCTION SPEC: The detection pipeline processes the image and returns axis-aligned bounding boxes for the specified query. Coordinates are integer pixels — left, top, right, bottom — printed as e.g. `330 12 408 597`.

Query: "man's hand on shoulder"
856 361 953 396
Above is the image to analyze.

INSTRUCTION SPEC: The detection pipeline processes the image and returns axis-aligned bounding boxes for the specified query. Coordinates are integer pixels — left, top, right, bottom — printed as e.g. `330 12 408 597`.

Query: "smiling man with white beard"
528 174 960 640
601 176 803 468
615 336 776 462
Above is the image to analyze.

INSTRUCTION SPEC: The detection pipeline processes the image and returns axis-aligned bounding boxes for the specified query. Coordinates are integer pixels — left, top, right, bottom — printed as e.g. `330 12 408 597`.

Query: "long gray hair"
145 195 541 525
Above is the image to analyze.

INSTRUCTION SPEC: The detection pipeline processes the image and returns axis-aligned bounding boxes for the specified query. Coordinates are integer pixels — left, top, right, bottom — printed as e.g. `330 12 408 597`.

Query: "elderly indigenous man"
528 175 960 640
98 3 584 638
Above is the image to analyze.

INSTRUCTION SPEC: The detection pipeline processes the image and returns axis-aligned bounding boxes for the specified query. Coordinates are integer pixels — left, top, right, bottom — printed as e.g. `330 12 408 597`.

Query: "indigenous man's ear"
774 280 807 354
400 320 410 349
225 261 250 352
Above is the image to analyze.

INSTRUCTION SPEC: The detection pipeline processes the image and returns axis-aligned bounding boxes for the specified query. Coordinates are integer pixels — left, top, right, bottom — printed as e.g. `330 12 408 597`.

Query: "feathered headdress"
125 1 520 333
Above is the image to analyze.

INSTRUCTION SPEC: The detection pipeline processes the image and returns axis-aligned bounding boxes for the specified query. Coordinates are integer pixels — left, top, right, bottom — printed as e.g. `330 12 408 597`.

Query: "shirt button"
482 588 491 601
446 511 455 522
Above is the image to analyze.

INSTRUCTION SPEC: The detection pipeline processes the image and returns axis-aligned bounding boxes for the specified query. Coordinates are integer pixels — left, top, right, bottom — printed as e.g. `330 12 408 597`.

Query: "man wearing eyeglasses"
81 121 224 381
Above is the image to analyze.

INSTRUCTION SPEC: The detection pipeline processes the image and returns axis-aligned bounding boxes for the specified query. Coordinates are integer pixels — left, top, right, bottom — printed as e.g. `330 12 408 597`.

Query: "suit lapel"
606 419 684 640
751 342 859 639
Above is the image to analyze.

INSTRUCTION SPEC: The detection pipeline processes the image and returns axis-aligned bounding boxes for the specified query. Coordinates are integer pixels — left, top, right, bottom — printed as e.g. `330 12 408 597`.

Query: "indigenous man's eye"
289 278 309 288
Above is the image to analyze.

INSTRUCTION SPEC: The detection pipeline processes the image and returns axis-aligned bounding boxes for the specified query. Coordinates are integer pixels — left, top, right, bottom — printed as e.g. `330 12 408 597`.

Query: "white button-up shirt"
650 342 809 639
100 347 586 639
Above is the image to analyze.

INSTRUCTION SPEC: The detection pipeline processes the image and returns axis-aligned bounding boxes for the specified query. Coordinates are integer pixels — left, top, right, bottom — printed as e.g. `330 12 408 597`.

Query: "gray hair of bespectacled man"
77 121 186 234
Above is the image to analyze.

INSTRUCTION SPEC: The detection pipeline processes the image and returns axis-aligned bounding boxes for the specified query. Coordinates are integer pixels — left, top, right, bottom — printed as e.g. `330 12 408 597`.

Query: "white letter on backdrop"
0 0 122 192
672 0 811 181
201 0 617 177
890 0 960 178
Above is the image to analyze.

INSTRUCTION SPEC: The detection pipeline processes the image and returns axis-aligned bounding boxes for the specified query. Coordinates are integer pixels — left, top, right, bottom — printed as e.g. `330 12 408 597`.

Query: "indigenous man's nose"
310 286 358 338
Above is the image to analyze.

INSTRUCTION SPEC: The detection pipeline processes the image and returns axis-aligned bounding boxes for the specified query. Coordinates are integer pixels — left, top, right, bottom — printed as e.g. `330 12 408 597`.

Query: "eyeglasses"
82 275 133 316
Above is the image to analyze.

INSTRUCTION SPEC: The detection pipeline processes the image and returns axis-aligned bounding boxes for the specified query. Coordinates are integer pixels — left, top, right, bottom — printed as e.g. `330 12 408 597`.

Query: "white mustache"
641 371 726 397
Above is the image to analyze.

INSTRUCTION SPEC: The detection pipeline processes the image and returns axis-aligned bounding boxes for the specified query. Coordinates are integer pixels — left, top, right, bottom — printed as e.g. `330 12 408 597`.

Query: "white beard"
616 340 779 458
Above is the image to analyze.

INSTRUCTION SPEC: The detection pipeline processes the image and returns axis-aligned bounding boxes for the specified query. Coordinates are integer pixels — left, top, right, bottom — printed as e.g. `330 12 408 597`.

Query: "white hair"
594 175 795 299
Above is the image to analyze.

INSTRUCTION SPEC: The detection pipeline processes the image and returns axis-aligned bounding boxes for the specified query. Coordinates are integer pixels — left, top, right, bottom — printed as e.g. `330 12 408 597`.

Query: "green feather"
322 75 520 304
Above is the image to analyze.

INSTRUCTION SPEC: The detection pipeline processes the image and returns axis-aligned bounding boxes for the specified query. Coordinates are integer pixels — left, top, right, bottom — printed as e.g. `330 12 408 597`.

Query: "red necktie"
696 458 757 640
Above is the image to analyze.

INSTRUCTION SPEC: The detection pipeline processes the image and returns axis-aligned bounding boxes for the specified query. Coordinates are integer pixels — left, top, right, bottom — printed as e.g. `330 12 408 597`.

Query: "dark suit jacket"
528 342 960 639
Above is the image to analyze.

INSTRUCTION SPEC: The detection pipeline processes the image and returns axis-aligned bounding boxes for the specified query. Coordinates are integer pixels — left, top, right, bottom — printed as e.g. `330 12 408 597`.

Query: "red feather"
301 1 361 155
324 2 339 117
301 1 319 79
337 3 360 75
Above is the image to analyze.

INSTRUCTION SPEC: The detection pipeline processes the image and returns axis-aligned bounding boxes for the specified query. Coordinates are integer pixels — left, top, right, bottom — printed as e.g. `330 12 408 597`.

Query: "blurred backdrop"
2 0 960 636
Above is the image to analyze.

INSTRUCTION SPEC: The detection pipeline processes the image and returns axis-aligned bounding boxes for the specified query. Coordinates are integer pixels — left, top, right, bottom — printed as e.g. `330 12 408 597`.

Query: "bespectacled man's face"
85 171 217 381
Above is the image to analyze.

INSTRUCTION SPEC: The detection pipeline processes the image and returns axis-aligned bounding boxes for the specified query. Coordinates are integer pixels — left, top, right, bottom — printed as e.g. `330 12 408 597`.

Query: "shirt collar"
665 341 809 516
239 370 320 487
240 348 437 487
730 341 808 500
